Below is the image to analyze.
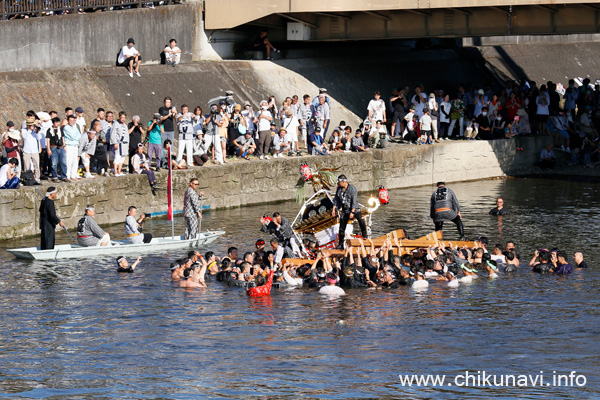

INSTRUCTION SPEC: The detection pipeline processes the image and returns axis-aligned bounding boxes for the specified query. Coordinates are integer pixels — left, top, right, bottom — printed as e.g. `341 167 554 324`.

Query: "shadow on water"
0 178 599 398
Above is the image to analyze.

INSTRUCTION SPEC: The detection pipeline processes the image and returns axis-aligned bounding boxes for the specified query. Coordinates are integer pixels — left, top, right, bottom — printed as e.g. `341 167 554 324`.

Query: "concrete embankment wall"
0 137 550 241
0 4 202 72
0 62 363 136
463 36 600 85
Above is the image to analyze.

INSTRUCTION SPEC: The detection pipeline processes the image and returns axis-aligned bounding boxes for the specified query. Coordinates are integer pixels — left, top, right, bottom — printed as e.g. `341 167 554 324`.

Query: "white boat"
7 231 226 260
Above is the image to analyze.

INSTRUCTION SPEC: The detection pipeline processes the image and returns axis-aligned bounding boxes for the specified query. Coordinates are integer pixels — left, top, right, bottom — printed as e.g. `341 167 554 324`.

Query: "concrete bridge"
205 0 600 40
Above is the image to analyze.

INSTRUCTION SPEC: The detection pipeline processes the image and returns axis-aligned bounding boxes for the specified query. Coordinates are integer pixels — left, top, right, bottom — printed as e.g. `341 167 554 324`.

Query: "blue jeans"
50 147 67 179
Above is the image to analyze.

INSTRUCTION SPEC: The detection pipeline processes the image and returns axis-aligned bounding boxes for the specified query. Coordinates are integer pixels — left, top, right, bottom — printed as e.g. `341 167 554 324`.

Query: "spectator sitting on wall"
117 38 142 78
539 144 556 170
351 130 369 152
253 31 279 60
0 158 20 189
164 39 181 67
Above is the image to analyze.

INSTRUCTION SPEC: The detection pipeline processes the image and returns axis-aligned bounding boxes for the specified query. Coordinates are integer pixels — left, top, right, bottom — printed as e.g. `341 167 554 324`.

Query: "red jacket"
247 271 274 297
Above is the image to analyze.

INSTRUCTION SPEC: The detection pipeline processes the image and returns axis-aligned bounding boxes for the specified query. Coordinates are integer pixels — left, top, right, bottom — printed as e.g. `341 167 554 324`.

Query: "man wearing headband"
319 272 345 295
332 175 368 249
77 205 111 247
117 256 142 273
39 187 64 250
430 182 465 240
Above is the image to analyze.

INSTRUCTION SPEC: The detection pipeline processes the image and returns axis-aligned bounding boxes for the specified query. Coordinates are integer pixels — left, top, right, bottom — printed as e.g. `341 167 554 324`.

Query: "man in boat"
39 186 65 250
125 206 152 244
77 205 111 247
430 182 465 240
332 174 368 249
183 177 203 239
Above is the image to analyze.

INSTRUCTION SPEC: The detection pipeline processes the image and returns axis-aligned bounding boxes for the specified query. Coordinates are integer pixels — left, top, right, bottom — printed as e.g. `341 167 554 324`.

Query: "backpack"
21 170 37 186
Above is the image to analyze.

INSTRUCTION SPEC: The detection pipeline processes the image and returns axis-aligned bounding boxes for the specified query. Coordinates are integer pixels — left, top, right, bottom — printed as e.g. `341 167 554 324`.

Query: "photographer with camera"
203 103 224 164
125 205 152 244
127 115 145 173
147 113 164 171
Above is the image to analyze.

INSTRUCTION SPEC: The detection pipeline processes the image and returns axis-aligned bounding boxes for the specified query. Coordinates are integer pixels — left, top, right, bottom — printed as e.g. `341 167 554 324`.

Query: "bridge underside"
205 1 600 39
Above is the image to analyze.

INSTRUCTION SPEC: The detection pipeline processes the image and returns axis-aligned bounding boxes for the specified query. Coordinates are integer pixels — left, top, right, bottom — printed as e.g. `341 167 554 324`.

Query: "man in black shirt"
46 117 68 182
332 174 368 248
116 256 142 273
128 115 145 173
477 106 492 140
39 186 64 250
574 252 589 269
159 97 176 160
489 197 509 216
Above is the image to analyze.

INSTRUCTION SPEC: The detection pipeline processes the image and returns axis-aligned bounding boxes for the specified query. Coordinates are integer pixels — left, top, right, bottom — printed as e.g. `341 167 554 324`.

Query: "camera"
143 213 151 219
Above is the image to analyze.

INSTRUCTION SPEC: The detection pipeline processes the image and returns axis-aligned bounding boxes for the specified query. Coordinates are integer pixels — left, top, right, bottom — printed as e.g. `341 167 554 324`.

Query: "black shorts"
537 114 549 123
118 55 142 67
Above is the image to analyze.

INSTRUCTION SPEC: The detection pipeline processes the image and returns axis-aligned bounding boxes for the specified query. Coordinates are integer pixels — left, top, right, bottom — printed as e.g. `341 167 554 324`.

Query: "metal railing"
1 0 175 20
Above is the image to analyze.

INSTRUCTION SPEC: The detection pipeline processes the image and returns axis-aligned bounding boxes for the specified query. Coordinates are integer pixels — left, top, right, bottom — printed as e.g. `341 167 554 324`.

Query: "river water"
0 178 598 399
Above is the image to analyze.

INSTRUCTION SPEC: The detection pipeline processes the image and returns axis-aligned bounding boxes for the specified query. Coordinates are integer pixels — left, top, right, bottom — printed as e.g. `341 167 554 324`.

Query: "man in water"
489 197 509 216
183 178 203 239
39 186 65 250
574 252 588 269
430 182 465 240
332 174 368 248
125 206 152 244
77 205 111 246
116 256 142 273
319 273 345 295
551 250 573 274
261 212 297 255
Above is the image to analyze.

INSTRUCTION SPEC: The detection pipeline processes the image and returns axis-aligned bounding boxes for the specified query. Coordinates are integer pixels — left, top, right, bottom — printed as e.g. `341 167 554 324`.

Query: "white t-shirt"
447 279 459 288
491 254 506 264
76 116 86 134
118 45 139 64
283 270 303 286
412 279 429 289
257 110 272 131
367 99 386 121
369 126 386 138
459 275 473 284
440 101 451 123
424 270 438 278
0 164 11 187
164 46 181 62
420 114 432 131
281 115 299 141
536 93 550 115
319 285 345 295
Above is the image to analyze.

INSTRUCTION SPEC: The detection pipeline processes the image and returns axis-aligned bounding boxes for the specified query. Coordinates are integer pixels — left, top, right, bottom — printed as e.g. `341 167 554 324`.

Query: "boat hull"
7 231 226 260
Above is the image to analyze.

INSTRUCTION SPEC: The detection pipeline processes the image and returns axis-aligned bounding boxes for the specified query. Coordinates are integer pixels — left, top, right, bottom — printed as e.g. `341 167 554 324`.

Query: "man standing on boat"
332 174 368 248
39 186 64 250
77 205 111 247
125 206 152 244
184 178 203 239
430 182 465 240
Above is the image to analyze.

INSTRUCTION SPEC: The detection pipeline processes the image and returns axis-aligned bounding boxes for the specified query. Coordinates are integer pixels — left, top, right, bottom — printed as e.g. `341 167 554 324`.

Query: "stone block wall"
0 137 550 241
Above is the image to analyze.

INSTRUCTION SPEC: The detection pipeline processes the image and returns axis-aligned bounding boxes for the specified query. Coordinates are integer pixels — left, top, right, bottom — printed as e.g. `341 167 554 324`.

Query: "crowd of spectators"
4 0 174 21
0 87 341 189
377 78 600 167
3 76 600 189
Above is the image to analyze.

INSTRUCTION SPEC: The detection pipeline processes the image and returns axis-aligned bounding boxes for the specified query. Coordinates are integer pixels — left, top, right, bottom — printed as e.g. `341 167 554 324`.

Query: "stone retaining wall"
0 137 550 241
